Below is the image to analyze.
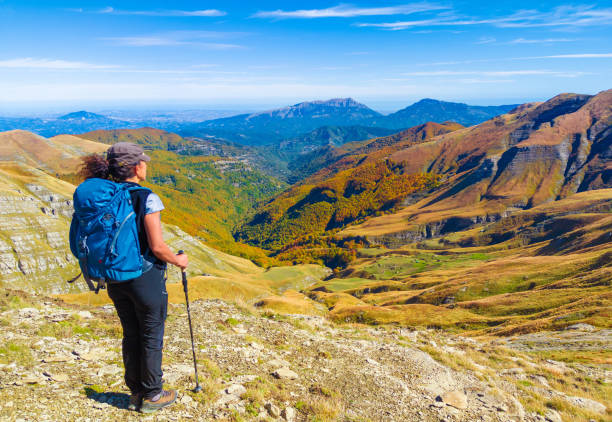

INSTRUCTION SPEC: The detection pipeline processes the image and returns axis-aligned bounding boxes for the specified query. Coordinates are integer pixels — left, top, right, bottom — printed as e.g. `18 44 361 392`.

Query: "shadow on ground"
84 388 130 410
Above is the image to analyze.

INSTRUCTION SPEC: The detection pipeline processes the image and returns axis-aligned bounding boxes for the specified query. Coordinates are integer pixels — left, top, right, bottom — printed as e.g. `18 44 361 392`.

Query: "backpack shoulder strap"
126 186 152 194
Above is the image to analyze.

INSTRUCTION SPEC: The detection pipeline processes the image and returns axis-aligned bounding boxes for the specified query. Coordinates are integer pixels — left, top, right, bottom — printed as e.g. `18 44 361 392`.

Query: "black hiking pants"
107 264 168 399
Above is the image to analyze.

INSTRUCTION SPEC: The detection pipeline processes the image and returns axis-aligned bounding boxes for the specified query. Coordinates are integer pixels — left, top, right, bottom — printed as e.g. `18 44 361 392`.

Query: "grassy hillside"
298 190 612 336
141 150 285 263
79 127 192 150
0 130 107 175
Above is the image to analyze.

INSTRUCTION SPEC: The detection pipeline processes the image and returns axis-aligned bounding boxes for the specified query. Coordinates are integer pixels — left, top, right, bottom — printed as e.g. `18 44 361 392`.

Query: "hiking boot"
128 392 143 411
140 389 177 414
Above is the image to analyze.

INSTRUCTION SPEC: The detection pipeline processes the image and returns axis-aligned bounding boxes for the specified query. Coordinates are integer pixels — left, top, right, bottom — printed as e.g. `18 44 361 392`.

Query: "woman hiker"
77 142 189 413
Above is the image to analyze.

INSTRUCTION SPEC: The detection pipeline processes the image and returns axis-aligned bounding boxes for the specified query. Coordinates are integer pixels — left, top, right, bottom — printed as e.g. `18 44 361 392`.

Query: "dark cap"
107 142 151 167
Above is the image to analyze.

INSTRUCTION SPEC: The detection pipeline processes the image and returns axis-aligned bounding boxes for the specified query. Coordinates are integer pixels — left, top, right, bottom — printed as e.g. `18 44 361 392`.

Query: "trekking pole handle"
177 250 188 291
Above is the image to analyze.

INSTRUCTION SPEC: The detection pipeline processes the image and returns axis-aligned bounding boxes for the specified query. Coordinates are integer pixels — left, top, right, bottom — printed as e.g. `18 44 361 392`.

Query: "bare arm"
143 211 188 269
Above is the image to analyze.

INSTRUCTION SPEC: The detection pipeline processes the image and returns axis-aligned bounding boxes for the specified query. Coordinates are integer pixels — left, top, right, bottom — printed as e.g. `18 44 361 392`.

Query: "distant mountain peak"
237 97 382 128
256 97 376 116
413 98 442 104
59 111 109 120
307 98 365 107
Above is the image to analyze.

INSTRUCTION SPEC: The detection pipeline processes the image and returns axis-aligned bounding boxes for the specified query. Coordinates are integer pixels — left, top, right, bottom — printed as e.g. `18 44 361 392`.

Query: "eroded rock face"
0 181 78 294
475 92 610 207
370 213 504 248
356 90 612 247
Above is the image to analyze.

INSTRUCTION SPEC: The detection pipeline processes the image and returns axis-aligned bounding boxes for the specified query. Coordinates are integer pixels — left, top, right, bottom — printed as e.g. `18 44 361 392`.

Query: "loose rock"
265 402 281 418
281 406 296 421
272 367 298 380
440 390 467 410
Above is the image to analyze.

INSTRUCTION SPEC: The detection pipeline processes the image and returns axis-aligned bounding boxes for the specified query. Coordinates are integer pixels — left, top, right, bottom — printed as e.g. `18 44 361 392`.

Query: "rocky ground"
0 289 609 422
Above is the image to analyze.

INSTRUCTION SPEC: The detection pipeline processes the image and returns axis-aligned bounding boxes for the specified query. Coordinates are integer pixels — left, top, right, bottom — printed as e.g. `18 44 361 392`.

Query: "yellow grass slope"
60 264 330 309
315 189 612 335
0 130 107 175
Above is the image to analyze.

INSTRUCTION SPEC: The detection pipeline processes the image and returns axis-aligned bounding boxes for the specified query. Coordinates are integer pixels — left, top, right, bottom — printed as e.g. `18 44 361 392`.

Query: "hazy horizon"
0 90 603 118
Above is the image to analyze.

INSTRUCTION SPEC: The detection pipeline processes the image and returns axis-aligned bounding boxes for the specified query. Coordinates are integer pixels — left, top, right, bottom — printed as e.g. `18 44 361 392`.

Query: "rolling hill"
0 130 108 174
78 127 190 150
305 188 612 337
0 131 326 294
78 127 294 180
287 121 465 183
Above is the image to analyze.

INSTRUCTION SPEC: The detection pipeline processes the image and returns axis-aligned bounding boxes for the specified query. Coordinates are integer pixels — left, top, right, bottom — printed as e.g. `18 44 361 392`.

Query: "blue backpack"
69 178 151 293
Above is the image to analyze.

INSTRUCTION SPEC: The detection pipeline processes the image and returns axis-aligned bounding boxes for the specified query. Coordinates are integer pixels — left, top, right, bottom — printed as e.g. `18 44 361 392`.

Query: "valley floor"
0 289 609 422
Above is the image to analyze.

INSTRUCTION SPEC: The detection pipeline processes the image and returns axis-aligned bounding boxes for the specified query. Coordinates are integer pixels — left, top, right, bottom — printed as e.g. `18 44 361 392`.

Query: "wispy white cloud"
403 70 587 77
100 31 245 49
418 53 612 66
95 6 226 17
0 58 118 70
545 53 612 58
509 38 578 44
476 37 496 44
357 5 612 30
190 64 220 69
103 37 242 49
253 3 448 19
457 78 515 84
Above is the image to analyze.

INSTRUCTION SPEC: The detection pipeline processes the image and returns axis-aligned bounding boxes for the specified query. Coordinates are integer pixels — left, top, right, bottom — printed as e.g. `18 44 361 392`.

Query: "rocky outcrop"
370 213 504 248
0 175 78 294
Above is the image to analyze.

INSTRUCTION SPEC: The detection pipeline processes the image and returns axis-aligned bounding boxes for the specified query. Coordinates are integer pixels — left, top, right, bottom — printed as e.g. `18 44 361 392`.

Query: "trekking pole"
177 250 202 393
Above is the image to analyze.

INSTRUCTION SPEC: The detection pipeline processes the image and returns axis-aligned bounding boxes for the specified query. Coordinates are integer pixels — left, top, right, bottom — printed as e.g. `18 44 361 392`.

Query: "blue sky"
0 1 611 112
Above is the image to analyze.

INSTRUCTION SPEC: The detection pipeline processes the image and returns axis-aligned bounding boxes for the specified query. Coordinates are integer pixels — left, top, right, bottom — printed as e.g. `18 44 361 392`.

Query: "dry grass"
331 303 489 330
59 264 328 311
254 290 325 315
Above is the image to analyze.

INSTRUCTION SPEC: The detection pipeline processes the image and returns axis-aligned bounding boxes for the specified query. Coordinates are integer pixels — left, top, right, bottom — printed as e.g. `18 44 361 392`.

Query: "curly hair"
79 153 135 182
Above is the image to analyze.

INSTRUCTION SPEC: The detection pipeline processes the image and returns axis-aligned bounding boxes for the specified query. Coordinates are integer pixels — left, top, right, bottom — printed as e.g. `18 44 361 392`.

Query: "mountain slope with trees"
341 90 612 243
235 122 463 250
0 130 286 264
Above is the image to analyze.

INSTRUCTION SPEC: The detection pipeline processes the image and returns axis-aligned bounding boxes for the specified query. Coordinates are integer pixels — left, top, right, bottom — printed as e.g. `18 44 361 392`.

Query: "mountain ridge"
0 97 517 143
180 98 517 145
341 89 611 242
